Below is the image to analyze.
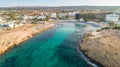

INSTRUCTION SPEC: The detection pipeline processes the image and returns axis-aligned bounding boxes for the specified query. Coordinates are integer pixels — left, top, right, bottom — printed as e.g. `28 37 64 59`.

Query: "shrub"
113 26 120 29
100 27 111 30
109 21 115 27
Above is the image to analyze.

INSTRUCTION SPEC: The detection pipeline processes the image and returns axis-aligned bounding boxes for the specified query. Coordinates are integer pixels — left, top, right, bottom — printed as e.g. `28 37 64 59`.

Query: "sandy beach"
80 29 120 67
0 23 55 55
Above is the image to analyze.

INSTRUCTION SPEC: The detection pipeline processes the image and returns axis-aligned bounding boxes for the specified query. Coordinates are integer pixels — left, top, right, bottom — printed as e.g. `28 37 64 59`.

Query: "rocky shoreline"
0 24 55 55
80 29 120 67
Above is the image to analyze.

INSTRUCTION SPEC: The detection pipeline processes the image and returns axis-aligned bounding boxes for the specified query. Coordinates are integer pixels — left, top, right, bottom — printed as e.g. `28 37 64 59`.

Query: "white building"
38 16 46 19
23 15 29 20
58 13 67 18
0 17 6 23
105 14 119 22
50 13 57 18
80 18 84 22
68 12 78 17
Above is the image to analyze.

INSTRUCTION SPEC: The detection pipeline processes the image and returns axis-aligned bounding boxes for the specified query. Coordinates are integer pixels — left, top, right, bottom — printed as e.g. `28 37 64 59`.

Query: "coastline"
0 23 55 55
78 45 104 67
79 25 120 67
77 23 104 67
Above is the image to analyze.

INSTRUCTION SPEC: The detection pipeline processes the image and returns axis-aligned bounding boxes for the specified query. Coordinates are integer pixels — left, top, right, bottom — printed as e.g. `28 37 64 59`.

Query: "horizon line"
0 5 120 8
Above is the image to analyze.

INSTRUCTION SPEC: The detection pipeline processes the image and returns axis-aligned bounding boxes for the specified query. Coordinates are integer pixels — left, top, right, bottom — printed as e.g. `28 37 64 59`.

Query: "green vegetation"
97 27 111 32
113 26 120 30
98 26 120 32
75 13 80 21
79 13 96 22
101 27 111 30
45 15 50 21
109 21 115 27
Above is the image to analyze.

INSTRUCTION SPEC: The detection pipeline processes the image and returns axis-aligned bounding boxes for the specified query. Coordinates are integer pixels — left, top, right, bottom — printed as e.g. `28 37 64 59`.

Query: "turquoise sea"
0 23 94 67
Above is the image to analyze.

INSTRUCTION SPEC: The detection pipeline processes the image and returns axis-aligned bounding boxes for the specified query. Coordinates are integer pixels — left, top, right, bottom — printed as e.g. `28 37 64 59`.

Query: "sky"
1 0 120 7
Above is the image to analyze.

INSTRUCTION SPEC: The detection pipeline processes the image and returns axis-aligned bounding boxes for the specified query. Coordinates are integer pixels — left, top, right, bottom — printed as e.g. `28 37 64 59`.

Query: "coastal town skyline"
1 0 120 7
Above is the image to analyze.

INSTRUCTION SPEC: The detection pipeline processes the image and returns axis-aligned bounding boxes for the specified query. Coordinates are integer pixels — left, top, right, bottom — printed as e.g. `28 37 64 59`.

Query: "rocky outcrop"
0 24 55 55
80 30 120 67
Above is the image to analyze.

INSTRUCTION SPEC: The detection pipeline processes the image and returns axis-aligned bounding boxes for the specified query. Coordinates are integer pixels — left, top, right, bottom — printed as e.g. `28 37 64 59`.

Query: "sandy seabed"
0 24 55 55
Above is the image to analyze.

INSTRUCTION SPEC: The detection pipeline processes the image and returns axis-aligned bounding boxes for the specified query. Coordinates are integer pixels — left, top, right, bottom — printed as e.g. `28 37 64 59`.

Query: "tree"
65 15 69 20
79 13 96 22
6 13 18 28
18 16 23 24
45 15 50 21
75 13 80 22
56 12 59 20
109 21 115 27
32 17 38 24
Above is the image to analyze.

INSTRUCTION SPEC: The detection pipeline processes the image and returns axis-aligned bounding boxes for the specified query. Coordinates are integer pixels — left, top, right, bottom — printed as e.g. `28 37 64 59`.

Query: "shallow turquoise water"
0 23 93 67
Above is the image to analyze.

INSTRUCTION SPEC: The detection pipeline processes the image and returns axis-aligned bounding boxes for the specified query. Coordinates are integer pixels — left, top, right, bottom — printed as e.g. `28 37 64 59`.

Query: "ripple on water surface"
0 23 94 67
